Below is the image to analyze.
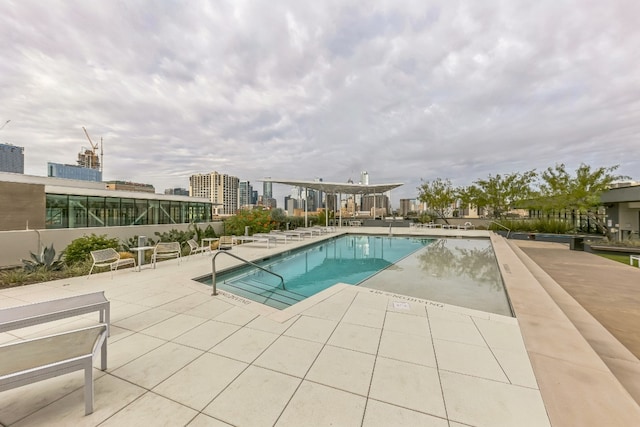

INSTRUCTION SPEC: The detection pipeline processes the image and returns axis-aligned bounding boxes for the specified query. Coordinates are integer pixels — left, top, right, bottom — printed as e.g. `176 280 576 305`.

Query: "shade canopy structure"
258 179 403 195
258 178 404 227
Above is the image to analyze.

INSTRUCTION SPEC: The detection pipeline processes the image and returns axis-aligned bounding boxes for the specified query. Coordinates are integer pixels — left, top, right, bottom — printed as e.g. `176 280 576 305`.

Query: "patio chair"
152 242 181 268
218 236 233 251
186 239 210 257
88 248 136 278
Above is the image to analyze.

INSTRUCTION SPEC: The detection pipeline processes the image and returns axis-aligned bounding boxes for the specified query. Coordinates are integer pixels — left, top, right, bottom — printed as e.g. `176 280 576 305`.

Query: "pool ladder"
211 251 285 296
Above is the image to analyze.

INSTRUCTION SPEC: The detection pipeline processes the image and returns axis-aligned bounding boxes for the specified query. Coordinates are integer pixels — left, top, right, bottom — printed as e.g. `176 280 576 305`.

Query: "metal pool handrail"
211 251 285 296
488 221 511 238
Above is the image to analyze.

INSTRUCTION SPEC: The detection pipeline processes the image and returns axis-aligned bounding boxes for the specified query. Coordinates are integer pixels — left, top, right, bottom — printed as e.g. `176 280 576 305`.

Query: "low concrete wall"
0 222 224 268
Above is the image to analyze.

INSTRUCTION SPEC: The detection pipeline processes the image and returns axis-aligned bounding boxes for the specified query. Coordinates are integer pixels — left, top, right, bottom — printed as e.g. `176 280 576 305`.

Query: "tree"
417 178 457 220
464 170 537 219
536 163 627 234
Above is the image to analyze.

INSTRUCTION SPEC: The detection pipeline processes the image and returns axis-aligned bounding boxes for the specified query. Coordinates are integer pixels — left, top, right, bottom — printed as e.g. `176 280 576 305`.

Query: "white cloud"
1 0 639 207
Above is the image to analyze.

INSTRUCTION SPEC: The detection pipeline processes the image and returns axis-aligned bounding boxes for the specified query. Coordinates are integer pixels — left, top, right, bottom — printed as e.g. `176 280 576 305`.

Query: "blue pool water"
197 234 512 315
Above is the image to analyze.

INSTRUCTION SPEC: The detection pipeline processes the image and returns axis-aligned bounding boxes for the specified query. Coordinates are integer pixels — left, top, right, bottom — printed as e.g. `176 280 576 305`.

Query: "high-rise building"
361 194 390 214
48 162 102 182
0 143 24 174
239 180 254 209
190 171 239 215
165 188 189 196
263 178 273 199
360 171 369 185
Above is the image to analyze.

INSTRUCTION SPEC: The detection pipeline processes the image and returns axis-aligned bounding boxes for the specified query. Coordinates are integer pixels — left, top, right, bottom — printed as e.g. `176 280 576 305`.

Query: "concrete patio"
1 229 639 426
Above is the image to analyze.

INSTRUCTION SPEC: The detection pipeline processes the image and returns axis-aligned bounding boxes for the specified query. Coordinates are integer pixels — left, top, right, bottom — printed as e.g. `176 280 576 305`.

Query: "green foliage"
316 209 334 226
270 208 287 226
154 228 194 245
188 223 217 242
224 209 276 235
464 170 538 219
21 244 65 272
122 235 157 251
287 215 306 229
417 178 457 219
417 212 434 224
65 234 121 265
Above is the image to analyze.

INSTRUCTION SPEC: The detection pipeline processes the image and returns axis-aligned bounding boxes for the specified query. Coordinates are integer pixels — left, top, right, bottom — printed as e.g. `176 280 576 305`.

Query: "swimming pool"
197 234 511 315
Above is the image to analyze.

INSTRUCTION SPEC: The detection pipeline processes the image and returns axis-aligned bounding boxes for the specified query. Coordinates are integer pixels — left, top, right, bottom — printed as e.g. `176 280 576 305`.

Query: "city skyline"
1 2 638 207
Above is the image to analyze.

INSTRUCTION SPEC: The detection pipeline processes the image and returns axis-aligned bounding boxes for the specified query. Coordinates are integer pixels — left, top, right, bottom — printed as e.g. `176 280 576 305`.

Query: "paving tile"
434 339 509 382
276 381 366 427
187 414 234 426
369 357 446 418
100 391 198 427
10 374 145 427
112 342 203 389
283 315 338 343
342 304 385 328
153 353 247 410
473 317 527 353
254 335 323 377
183 298 235 320
0 371 88 425
245 313 299 334
378 329 436 367
440 370 550 427
173 320 241 351
138 312 207 341
112 308 177 332
99 332 165 370
204 365 301 427
159 293 213 314
427 306 475 324
137 291 188 308
386 299 429 317
302 300 351 321
327 322 381 354
352 290 389 310
362 399 449 427
384 311 431 336
306 345 376 396
213 305 259 325
107 302 151 323
429 316 486 347
492 348 539 388
209 327 278 363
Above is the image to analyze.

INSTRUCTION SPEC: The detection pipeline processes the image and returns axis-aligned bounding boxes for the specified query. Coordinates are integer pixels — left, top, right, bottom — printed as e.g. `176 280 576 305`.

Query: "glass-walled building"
0 172 214 231
45 191 212 229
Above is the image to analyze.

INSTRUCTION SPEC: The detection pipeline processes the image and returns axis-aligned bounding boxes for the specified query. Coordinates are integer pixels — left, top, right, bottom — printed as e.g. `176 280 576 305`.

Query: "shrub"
21 244 65 272
154 229 193 245
224 209 276 235
64 234 121 265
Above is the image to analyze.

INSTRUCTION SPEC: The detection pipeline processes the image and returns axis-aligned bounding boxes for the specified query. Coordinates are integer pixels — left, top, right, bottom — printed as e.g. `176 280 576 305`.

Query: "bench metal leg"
84 364 94 415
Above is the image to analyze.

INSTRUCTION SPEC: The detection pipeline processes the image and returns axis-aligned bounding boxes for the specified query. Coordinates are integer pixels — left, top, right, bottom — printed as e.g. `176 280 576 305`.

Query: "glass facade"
45 193 212 229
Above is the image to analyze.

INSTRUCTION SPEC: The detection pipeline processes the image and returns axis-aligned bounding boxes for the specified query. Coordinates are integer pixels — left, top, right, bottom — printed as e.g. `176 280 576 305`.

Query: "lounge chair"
152 242 181 268
186 239 210 256
88 248 136 278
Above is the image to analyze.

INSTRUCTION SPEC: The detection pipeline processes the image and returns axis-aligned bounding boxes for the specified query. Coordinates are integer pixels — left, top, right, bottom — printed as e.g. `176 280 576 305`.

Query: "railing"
487 221 511 238
211 251 285 296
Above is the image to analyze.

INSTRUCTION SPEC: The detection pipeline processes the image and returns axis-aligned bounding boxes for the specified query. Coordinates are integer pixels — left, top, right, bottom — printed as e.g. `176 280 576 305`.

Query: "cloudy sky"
1 0 639 207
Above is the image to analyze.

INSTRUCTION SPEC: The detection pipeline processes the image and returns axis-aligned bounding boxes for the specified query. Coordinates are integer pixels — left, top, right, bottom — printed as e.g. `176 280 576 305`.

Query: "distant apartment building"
400 198 424 216
361 194 390 215
263 179 273 199
48 162 102 182
164 187 189 196
106 180 155 193
190 171 239 215
0 143 25 173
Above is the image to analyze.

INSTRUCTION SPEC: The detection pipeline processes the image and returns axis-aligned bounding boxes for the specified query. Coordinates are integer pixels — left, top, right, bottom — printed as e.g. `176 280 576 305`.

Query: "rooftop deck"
0 228 638 426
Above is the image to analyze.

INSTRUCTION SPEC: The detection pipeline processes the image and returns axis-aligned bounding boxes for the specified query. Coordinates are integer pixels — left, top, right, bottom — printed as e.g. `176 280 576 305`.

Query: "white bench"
630 255 640 267
0 324 108 415
0 291 110 336
89 248 136 278
232 235 274 248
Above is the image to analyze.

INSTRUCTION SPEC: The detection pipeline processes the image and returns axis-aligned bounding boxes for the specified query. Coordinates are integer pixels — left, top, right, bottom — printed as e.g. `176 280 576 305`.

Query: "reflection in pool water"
361 238 512 316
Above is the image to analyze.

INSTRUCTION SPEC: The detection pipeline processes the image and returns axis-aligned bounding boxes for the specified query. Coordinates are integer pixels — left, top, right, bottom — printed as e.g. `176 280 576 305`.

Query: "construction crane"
79 126 103 172
0 119 10 131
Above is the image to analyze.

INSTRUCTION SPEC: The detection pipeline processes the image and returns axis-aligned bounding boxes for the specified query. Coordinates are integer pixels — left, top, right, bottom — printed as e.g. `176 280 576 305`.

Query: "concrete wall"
0 181 45 231
0 222 224 268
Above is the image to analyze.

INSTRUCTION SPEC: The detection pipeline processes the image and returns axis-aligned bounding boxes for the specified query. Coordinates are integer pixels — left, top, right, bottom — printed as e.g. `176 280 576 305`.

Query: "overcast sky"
1 0 639 207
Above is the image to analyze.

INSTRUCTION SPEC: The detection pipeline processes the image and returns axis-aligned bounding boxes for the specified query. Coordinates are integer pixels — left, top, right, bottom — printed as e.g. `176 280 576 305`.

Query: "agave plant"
21 244 65 272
